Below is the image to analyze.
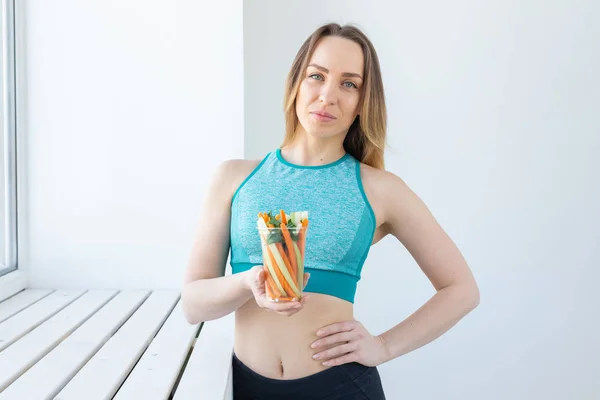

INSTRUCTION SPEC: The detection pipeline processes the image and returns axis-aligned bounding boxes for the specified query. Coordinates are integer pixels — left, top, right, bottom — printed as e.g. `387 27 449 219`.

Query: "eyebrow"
308 64 363 80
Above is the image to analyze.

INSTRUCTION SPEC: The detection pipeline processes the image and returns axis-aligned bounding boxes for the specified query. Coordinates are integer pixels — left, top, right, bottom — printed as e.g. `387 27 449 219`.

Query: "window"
1 0 17 277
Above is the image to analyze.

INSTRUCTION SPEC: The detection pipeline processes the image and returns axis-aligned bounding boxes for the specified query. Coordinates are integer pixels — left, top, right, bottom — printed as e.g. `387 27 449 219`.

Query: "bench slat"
0 290 85 352
0 290 117 393
0 289 54 324
174 313 234 400
0 290 149 400
54 290 180 400
113 299 200 400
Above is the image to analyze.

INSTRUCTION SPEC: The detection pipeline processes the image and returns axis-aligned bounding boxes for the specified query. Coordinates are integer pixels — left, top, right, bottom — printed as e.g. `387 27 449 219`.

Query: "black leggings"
232 353 386 400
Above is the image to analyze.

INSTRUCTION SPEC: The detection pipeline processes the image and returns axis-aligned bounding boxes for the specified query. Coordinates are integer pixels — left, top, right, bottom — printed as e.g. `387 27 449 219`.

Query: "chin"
306 125 333 137
298 116 345 139
309 129 342 139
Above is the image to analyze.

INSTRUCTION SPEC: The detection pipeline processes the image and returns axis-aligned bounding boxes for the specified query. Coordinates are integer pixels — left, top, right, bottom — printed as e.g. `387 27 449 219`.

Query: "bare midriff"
233 292 354 380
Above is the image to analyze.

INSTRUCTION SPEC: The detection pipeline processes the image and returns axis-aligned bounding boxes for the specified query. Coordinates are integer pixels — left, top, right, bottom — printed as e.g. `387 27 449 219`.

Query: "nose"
318 80 338 106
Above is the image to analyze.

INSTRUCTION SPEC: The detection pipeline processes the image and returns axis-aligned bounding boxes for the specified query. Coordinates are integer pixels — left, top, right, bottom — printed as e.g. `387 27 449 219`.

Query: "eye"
343 81 358 89
309 73 323 80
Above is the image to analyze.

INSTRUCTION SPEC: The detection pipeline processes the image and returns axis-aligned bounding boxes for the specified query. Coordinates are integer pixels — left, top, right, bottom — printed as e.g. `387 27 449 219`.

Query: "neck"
282 130 346 167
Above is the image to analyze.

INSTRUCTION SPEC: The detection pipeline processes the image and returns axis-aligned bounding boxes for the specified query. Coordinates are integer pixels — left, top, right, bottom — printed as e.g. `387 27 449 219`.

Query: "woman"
182 23 480 400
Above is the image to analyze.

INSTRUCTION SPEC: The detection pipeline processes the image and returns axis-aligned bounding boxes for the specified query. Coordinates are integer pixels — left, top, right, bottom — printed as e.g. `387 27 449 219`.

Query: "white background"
10 0 600 398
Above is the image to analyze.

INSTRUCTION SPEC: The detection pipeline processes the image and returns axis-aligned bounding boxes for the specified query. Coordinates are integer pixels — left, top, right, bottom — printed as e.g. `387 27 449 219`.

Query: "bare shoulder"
358 163 412 232
214 158 262 178
212 158 263 200
218 158 262 174
358 161 403 190
360 162 476 293
359 162 439 243
182 157 263 285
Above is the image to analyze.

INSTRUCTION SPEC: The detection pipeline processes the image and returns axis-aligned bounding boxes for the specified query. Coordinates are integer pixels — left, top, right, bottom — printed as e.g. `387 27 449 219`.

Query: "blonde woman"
182 22 480 400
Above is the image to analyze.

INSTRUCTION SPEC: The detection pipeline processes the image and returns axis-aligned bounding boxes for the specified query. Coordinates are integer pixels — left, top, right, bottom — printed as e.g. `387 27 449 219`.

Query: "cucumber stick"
268 243 300 297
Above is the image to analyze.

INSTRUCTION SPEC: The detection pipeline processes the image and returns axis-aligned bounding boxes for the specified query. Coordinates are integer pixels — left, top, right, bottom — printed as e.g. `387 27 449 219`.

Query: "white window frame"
0 0 22 300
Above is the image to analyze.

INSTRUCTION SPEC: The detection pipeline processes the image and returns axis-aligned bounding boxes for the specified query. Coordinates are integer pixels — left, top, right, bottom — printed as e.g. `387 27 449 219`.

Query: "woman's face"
295 36 364 140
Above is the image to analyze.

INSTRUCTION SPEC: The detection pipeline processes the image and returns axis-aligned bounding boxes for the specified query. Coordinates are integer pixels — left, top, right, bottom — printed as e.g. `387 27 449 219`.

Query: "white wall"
244 1 600 399
17 0 244 289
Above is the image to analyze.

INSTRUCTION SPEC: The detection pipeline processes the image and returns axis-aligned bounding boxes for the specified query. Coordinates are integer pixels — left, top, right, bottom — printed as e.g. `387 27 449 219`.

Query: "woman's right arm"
181 160 254 324
181 159 308 324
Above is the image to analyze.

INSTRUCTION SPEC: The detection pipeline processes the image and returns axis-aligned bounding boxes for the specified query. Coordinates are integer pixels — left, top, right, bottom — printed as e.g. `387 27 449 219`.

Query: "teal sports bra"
229 148 376 303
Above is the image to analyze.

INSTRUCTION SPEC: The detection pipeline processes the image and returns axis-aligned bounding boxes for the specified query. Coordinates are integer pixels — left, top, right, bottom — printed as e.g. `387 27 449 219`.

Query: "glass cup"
257 224 308 302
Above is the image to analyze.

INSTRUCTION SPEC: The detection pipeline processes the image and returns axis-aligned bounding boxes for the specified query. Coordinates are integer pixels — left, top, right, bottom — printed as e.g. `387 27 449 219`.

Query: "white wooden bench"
0 289 234 400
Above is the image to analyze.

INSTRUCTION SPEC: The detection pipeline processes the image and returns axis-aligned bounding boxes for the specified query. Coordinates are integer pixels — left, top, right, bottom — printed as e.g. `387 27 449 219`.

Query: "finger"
250 264 264 274
254 281 266 297
311 331 356 349
303 273 310 289
251 267 264 288
322 352 358 367
316 321 356 337
256 268 266 283
264 300 303 313
313 343 356 362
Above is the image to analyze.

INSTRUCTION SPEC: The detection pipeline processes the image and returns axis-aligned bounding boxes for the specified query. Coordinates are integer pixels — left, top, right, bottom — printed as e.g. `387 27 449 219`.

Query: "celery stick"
293 241 303 289
269 243 300 297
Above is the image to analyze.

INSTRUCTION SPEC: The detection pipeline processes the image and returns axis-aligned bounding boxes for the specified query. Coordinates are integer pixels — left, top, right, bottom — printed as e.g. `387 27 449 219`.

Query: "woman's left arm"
311 171 480 367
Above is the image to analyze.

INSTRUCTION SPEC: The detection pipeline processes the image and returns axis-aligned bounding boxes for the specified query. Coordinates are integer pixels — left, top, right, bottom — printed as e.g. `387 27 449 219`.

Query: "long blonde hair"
281 23 387 170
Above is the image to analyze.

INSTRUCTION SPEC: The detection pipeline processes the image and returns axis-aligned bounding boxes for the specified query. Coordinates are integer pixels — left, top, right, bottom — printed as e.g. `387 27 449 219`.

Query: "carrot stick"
279 225 298 283
259 217 300 298
298 230 305 260
267 245 295 297
258 226 286 295
298 219 309 259
275 243 298 287
265 278 281 301
280 209 287 224
264 266 282 299
275 242 297 287
265 277 276 300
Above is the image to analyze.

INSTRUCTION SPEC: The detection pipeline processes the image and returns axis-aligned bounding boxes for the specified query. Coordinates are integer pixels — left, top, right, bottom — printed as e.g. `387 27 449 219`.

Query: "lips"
311 111 336 119
310 110 337 124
